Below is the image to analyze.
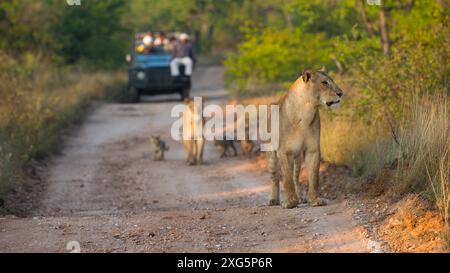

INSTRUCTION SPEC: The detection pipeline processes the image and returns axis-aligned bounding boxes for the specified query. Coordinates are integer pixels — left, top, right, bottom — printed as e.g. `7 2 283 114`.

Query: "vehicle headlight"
136 71 145 80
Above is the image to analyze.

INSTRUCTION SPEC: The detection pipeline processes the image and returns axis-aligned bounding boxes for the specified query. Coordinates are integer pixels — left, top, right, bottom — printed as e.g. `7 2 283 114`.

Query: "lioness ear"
318 66 327 73
301 69 312 82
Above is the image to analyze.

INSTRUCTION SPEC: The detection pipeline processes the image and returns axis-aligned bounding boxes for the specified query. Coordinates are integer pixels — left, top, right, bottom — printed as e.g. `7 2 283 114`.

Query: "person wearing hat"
170 33 195 77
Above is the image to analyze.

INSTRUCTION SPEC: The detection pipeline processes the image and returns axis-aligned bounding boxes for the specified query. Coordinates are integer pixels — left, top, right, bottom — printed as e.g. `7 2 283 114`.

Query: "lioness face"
183 97 204 112
315 71 343 107
184 97 204 123
302 70 343 107
184 98 195 111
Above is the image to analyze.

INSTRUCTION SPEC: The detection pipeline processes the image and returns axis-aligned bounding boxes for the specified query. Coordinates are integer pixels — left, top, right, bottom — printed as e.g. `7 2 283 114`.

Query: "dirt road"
0 66 371 253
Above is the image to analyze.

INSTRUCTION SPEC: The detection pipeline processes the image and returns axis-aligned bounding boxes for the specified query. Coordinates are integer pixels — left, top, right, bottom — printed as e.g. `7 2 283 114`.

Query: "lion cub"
214 139 238 158
150 135 169 161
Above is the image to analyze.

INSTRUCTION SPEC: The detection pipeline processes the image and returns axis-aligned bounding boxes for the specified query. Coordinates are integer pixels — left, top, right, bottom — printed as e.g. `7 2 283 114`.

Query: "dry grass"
427 152 449 229
320 116 395 176
322 96 449 228
395 98 449 193
394 97 449 227
0 53 126 198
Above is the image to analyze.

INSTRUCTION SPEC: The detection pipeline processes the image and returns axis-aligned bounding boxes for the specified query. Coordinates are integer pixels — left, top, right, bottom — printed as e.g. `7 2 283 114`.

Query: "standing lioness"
267 69 343 209
181 97 205 165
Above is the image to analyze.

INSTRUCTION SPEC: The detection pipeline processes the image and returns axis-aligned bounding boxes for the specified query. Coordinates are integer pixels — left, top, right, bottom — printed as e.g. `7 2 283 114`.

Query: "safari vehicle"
126 32 191 102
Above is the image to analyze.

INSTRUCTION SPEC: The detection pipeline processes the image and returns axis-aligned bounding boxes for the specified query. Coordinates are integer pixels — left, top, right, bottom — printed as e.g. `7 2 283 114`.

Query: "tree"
0 0 60 59
56 0 129 68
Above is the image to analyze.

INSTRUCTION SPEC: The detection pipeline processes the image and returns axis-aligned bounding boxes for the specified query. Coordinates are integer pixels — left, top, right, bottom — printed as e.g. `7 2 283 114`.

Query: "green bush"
334 20 449 128
225 28 334 96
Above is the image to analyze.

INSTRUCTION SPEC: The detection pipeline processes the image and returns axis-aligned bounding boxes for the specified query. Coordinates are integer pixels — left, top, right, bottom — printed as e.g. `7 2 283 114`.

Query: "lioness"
267 69 343 209
181 97 205 165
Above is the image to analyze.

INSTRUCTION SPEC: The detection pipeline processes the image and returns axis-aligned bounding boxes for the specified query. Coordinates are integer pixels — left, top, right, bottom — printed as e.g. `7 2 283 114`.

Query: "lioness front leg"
279 152 298 209
267 151 280 206
305 149 326 206
292 156 307 203
195 138 205 165
154 150 163 161
183 140 196 165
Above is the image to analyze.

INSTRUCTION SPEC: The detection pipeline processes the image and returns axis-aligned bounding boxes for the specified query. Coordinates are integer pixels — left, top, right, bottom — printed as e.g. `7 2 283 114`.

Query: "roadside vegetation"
0 1 130 198
0 52 126 197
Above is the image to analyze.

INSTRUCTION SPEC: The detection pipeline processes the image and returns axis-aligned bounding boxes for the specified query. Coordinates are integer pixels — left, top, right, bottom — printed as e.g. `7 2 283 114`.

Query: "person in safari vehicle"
127 32 192 102
170 33 195 77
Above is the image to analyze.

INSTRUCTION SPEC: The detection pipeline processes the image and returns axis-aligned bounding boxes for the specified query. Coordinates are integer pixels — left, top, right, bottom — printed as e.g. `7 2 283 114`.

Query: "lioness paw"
187 160 196 166
308 197 327 207
282 198 298 209
269 199 280 206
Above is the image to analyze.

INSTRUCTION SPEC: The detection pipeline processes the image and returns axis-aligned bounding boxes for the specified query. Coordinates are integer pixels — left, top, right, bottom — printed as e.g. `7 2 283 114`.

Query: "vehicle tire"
128 86 139 103
180 88 190 101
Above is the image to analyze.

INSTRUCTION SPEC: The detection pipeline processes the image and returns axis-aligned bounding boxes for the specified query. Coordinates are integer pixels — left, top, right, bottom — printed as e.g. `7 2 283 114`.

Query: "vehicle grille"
132 67 173 86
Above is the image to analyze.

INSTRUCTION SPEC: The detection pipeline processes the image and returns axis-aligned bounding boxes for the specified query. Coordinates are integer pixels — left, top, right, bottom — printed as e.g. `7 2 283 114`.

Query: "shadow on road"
139 94 182 104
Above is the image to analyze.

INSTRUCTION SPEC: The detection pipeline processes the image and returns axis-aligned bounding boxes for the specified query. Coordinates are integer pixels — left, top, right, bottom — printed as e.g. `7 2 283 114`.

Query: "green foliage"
0 0 60 59
226 0 449 118
0 0 130 68
225 0 361 95
2 0 285 67
128 0 196 31
225 28 334 95
128 0 252 53
336 5 449 127
283 0 358 37
56 0 130 68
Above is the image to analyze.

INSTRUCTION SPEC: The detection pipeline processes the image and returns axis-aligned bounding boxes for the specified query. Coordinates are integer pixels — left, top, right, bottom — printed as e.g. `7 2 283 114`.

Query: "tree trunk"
379 7 391 56
194 30 201 53
359 0 375 37
283 10 293 29
206 24 214 53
